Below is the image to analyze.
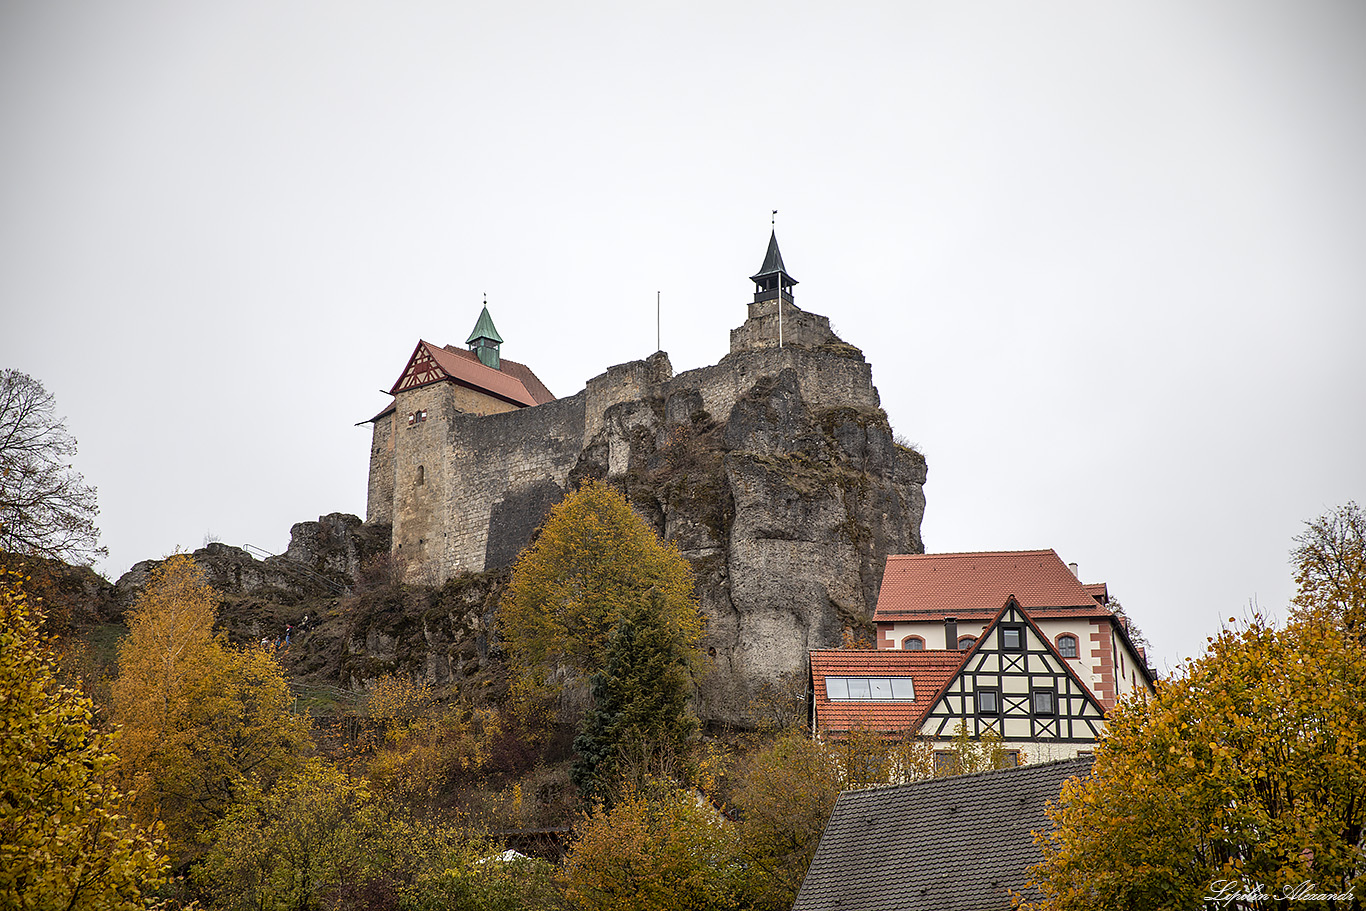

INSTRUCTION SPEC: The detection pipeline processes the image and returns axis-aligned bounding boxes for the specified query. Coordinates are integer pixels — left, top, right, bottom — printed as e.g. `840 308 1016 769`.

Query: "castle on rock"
364 233 926 719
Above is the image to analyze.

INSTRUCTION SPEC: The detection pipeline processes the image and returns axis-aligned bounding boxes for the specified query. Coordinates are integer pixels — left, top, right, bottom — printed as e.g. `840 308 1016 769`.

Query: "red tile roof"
810 649 967 735
873 550 1107 623
416 342 543 406
439 345 556 405
372 341 556 421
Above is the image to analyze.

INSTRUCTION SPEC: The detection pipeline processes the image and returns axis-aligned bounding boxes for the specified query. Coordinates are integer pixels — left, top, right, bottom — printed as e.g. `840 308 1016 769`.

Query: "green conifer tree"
572 590 698 804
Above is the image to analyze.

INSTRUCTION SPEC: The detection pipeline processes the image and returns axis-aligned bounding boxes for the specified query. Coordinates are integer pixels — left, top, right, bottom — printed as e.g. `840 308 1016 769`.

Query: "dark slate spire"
466 303 503 370
749 230 798 305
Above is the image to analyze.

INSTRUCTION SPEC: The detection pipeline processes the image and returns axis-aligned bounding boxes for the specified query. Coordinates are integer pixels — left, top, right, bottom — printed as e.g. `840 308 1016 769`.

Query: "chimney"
1068 562 1080 579
945 617 958 649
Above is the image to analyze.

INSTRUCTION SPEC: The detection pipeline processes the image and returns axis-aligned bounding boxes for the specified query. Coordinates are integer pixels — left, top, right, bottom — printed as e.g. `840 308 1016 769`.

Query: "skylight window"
824 677 915 700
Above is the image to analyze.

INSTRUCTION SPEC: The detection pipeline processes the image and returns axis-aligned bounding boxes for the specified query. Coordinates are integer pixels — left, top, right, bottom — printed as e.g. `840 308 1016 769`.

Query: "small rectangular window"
978 688 1000 714
934 751 958 776
999 750 1020 768
1002 626 1024 651
1032 690 1056 715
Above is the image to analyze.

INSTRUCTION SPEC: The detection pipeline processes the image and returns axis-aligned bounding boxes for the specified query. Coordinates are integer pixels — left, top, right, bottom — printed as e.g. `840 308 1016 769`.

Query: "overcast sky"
2 1 1362 673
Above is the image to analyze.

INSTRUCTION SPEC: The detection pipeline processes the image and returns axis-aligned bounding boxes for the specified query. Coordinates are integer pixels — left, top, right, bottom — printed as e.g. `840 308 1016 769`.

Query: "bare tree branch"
0 369 106 565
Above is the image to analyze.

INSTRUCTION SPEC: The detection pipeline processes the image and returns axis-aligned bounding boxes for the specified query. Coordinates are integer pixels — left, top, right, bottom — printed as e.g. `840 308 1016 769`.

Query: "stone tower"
364 307 556 582
730 231 839 353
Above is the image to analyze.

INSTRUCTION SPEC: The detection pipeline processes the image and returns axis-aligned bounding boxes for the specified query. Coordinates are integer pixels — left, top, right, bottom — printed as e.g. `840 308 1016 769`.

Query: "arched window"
902 636 925 651
416 465 425 486
957 635 976 650
1057 634 1078 659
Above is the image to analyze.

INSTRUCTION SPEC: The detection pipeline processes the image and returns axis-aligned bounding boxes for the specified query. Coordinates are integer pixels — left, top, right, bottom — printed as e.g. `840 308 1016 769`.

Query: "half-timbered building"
810 550 1156 764
916 597 1108 763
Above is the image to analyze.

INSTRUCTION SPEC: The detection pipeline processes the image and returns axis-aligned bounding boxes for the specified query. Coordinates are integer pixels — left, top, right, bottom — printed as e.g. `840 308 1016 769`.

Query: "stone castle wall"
366 409 395 526
378 339 888 584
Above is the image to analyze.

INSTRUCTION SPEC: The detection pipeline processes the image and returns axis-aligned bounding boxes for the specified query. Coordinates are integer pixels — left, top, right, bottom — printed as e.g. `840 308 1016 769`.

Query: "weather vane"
772 209 777 228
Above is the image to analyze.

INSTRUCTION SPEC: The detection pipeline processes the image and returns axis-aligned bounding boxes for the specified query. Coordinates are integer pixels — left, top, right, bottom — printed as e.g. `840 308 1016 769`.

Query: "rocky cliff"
570 360 926 722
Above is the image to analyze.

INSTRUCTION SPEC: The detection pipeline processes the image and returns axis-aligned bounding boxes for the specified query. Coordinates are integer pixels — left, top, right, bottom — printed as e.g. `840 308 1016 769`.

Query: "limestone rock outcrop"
570 359 926 722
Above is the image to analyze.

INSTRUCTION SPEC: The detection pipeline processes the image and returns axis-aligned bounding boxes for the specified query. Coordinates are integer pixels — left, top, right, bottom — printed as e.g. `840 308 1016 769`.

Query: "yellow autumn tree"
1021 507 1366 910
1019 614 1366 910
111 555 311 861
499 481 702 688
563 780 746 911
730 731 844 911
0 570 165 909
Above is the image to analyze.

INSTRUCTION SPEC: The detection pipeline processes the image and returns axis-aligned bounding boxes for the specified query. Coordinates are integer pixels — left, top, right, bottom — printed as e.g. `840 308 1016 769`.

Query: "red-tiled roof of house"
1081 582 1109 604
873 550 1107 623
810 649 967 735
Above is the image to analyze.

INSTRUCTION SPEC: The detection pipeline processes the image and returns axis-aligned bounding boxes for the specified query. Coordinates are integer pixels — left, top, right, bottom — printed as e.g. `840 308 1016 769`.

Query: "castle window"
1057 634 1078 659
416 465 425 486
957 636 976 650
902 636 925 650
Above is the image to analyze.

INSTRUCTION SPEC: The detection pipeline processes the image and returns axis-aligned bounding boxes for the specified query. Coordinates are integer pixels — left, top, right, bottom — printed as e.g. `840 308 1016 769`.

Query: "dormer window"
902 636 925 651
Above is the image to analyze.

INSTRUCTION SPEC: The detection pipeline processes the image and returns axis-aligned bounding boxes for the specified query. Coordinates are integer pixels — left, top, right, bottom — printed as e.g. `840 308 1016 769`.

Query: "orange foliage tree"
111 556 310 861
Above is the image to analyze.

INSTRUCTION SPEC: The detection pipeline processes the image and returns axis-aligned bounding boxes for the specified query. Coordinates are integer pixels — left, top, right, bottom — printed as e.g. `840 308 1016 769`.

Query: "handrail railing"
242 543 347 595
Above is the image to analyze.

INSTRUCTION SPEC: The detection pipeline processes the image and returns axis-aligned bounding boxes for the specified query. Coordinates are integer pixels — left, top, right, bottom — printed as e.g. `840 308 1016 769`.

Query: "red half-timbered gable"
393 342 446 393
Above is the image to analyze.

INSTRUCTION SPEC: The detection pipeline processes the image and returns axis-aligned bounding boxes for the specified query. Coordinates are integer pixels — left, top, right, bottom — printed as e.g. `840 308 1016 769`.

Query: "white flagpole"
774 209 783 349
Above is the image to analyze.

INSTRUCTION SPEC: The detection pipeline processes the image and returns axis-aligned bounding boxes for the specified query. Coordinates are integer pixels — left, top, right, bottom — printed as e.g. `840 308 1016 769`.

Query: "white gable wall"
885 619 988 650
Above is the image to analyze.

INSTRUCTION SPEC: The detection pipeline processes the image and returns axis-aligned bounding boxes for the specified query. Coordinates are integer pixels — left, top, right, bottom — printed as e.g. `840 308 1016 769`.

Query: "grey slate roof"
793 757 1093 911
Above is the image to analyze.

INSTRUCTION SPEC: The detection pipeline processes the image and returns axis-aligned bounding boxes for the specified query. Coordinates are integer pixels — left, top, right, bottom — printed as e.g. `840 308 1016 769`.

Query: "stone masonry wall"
366 411 395 526
730 297 836 352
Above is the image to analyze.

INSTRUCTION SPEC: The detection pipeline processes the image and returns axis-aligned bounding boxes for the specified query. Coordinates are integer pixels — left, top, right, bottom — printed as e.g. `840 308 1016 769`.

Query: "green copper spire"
466 303 503 369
